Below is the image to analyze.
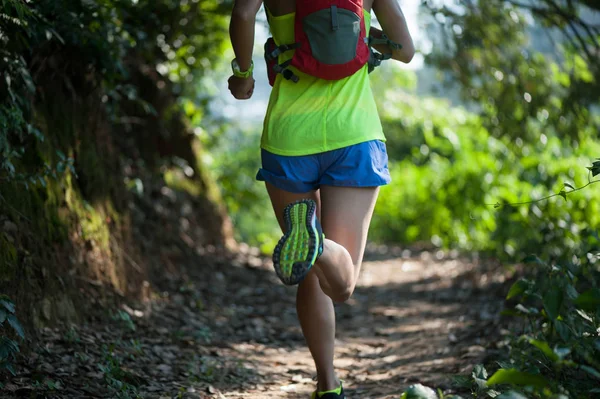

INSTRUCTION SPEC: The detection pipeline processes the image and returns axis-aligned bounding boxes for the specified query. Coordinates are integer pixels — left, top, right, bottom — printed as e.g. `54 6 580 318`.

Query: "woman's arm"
228 0 262 99
372 0 415 63
230 0 263 71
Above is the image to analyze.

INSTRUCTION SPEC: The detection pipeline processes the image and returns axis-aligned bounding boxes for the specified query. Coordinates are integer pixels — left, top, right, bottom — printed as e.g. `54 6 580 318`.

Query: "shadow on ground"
7 246 507 399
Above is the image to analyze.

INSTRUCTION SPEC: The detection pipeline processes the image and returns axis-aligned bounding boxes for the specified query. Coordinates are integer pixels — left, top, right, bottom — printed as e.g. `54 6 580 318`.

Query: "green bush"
494 251 600 397
0 296 25 377
0 0 232 185
446 249 600 398
207 125 280 252
370 80 600 260
400 241 599 397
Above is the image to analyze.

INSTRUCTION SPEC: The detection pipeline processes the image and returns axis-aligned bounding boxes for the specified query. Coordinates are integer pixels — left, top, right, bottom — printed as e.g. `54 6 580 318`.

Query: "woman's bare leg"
317 185 380 302
265 183 339 391
265 183 380 392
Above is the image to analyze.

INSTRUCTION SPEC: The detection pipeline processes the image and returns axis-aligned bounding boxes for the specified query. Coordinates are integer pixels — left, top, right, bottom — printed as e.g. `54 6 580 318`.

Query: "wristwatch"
231 59 254 78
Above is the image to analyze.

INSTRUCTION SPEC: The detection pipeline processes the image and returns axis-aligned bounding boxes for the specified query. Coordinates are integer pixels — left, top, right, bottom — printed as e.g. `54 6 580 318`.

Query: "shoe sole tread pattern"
273 199 320 285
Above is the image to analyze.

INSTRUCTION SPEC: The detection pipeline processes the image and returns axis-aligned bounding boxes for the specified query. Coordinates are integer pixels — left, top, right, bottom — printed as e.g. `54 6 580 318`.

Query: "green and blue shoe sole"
273 199 323 286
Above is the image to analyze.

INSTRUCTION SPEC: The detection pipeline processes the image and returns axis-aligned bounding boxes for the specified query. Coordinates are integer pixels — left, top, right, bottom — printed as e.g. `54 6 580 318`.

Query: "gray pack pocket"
303 6 360 65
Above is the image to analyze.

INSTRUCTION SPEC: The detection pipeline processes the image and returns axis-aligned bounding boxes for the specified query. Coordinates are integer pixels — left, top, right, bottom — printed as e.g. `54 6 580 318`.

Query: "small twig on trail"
74 275 104 287
113 240 144 274
115 116 147 126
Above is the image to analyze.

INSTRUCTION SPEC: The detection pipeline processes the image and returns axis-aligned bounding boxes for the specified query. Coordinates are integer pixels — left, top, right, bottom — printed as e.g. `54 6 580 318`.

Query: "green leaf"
0 309 6 324
558 190 566 201
514 304 530 314
47 27 65 44
522 255 545 265
500 309 522 317
543 289 562 320
496 392 528 399
575 309 593 323
581 365 600 380
68 163 77 176
496 361 515 369
563 183 574 190
566 284 579 300
0 337 19 358
400 384 437 399
555 320 571 341
451 375 472 388
529 339 559 362
6 315 24 339
27 124 44 141
574 289 600 311
472 364 488 380
487 369 548 388
473 377 487 391
506 279 528 300
553 346 571 360
5 363 16 376
0 300 15 313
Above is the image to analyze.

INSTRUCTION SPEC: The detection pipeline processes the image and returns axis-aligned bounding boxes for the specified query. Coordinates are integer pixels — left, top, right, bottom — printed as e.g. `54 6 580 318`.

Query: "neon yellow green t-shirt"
261 9 385 156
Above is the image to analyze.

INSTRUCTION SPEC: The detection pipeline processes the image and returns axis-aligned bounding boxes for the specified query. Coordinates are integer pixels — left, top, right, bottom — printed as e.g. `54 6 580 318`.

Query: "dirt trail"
7 246 506 399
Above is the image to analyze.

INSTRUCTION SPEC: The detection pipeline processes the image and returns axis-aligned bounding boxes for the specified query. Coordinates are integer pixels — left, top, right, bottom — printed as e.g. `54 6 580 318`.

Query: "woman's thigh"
265 182 321 230
266 182 379 271
319 185 380 275
265 182 379 291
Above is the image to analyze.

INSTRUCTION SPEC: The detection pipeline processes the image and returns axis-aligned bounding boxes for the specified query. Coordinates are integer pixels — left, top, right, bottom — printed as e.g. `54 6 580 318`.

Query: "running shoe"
272 199 324 285
311 383 345 399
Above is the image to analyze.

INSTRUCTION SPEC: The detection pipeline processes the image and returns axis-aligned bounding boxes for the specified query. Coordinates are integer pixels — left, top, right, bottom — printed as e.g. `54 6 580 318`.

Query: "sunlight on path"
224 250 504 399
12 249 504 399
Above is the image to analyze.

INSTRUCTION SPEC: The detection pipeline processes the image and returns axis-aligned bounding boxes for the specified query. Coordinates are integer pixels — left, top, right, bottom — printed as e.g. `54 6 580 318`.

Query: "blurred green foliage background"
2 0 598 262
1 0 599 396
206 1 600 264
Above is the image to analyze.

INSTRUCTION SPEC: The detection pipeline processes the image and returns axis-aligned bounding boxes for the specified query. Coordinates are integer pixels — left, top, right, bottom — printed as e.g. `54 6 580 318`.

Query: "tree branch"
489 179 600 209
502 0 600 63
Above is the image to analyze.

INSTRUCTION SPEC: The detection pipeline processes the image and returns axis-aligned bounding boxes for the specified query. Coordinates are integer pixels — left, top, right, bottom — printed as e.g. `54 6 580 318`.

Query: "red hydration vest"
264 0 401 86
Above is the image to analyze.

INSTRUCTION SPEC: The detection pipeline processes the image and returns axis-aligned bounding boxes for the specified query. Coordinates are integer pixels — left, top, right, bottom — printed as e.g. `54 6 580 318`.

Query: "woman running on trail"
228 0 414 397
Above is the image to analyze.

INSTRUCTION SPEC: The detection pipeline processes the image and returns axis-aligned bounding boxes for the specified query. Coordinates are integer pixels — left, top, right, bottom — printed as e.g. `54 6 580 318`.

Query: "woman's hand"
228 75 255 100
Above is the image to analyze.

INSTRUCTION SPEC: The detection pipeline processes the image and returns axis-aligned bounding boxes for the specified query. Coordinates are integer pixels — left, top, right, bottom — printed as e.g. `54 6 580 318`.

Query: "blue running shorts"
256 140 391 193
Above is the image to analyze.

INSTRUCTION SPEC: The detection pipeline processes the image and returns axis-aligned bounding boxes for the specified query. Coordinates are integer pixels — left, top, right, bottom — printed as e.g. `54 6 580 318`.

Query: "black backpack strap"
368 33 402 73
368 33 403 51
273 60 299 83
368 49 392 73
265 43 301 61
264 40 301 83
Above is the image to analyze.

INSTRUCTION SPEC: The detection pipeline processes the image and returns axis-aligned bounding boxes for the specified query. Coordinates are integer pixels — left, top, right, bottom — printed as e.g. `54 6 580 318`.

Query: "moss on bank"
0 72 233 336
